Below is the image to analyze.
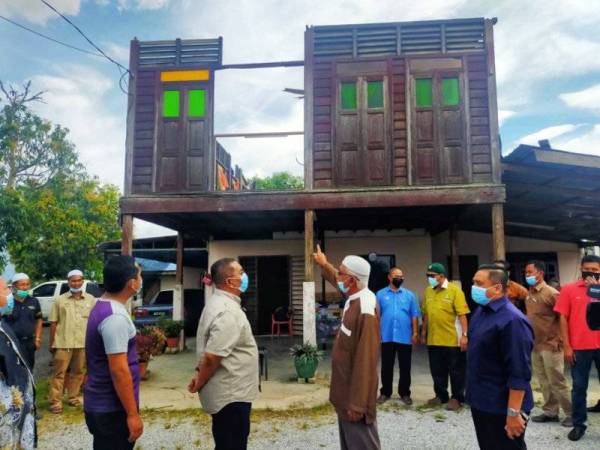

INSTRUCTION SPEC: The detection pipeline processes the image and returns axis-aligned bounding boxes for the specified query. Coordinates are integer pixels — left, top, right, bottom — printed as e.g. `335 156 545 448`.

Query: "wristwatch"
507 407 520 417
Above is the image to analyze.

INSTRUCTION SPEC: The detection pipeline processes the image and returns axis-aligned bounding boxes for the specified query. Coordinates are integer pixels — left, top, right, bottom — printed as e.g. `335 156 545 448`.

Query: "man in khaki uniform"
48 270 95 413
525 260 572 426
314 245 381 450
188 258 258 450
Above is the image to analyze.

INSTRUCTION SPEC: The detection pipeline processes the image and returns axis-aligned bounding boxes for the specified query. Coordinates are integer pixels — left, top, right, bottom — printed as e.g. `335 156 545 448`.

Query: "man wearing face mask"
2 273 42 369
523 260 572 426
84 256 144 449
188 258 258 450
421 263 469 411
313 245 381 450
375 267 420 405
467 264 534 450
48 270 96 414
554 254 600 442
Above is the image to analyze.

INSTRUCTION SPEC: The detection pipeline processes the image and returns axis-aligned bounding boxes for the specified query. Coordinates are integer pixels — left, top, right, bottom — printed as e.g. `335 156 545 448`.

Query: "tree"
0 175 120 281
252 171 304 190
0 81 80 189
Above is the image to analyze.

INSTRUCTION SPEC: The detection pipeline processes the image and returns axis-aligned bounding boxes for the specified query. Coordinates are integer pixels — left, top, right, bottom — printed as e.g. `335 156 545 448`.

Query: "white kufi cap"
67 269 84 279
341 255 371 287
12 273 29 283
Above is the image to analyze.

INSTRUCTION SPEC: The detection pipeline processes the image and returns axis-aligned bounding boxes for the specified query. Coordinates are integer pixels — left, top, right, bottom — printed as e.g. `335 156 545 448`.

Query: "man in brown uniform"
525 260 572 426
314 245 381 450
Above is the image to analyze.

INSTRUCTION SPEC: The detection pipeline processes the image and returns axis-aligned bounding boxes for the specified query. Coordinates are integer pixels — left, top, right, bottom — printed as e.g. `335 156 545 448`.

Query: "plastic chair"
271 306 293 336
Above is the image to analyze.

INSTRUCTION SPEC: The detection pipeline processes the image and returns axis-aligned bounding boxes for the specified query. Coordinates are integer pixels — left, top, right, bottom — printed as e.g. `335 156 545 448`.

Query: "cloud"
553 124 600 156
133 219 175 238
28 64 126 188
517 124 579 146
560 83 600 114
116 0 170 10
0 0 80 24
498 110 516 127
103 42 130 65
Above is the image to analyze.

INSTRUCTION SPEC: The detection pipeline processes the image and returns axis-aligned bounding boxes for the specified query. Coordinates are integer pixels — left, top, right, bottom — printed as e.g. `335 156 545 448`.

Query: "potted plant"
290 342 324 380
162 320 184 348
136 326 167 379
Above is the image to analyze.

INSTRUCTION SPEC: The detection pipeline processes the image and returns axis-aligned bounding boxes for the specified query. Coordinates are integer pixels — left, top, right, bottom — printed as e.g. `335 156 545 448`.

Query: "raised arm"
313 244 340 290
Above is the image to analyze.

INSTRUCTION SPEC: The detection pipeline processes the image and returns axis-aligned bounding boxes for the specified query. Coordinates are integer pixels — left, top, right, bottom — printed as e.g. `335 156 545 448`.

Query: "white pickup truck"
31 280 104 321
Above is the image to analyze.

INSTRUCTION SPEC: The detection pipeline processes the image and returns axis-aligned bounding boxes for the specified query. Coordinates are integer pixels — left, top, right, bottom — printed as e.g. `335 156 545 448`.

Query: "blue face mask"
70 287 83 294
0 293 14 315
525 276 537 286
239 273 249 293
471 285 491 306
337 281 350 294
427 277 438 288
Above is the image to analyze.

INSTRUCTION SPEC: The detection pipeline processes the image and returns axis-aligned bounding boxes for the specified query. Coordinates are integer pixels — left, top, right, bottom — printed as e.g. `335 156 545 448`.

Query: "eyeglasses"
425 273 438 278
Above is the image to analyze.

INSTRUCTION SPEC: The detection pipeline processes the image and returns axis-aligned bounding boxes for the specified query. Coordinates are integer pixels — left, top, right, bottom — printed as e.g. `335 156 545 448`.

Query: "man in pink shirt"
554 255 600 442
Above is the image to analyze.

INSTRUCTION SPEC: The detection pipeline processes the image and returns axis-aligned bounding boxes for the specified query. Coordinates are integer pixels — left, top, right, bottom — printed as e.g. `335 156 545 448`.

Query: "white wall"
159 266 202 291
208 232 431 300
433 230 581 284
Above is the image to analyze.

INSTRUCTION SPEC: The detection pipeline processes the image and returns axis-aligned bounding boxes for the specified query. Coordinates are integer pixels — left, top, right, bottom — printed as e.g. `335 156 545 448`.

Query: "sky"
1 0 600 238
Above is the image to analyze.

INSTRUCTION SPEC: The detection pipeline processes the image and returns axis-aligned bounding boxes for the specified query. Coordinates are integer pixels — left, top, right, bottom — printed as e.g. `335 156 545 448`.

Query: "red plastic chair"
271 306 293 336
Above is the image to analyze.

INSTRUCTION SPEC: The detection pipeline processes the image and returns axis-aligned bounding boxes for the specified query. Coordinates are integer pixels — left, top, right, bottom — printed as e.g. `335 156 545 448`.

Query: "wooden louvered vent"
313 19 485 58
137 38 223 67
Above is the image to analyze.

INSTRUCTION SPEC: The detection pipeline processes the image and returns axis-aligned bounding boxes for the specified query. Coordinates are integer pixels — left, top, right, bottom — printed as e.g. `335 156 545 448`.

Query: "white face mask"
70 287 83 294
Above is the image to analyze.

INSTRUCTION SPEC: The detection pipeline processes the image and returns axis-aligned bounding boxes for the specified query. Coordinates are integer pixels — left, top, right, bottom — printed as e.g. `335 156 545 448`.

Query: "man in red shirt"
554 255 600 442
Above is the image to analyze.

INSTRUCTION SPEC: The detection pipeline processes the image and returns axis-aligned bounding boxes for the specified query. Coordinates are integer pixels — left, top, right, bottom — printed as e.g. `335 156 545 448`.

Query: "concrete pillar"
173 233 185 351
304 210 316 345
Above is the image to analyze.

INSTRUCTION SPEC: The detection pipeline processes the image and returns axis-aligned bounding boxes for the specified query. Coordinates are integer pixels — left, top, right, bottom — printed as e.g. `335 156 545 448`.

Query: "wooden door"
410 72 467 185
334 77 391 187
157 84 210 192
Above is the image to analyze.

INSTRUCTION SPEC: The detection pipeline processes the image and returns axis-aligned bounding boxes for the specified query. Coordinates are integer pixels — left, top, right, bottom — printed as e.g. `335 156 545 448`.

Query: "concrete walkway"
139 335 600 412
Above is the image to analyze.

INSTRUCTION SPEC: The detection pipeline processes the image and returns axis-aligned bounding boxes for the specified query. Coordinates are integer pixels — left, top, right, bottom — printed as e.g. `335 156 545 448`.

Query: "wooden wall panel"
390 58 408 185
132 69 157 193
312 61 334 188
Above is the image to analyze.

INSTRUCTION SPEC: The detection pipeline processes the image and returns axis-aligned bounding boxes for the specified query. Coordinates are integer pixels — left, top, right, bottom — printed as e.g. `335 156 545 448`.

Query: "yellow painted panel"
160 70 210 82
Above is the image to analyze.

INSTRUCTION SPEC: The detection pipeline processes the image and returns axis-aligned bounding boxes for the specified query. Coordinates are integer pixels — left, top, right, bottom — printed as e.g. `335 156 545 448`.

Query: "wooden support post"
303 209 316 345
174 233 185 351
449 224 460 283
492 203 506 261
121 215 133 256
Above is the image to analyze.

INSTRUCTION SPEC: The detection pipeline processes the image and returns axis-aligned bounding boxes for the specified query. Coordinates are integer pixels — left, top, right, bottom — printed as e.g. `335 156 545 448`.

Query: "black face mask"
391 278 404 288
582 271 600 281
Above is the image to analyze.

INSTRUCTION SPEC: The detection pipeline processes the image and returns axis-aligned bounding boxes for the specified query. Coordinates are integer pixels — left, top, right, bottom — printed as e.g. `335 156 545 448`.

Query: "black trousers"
18 339 35 370
427 345 465 402
380 342 412 397
85 411 135 450
471 408 527 450
211 402 252 450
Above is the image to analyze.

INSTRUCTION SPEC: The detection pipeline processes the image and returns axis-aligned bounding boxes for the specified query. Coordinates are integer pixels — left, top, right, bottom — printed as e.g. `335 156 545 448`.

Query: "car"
31 280 104 321
133 288 204 336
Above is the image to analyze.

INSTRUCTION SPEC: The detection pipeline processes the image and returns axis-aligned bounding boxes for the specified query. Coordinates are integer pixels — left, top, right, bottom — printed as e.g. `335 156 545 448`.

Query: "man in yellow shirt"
421 263 470 411
48 270 96 413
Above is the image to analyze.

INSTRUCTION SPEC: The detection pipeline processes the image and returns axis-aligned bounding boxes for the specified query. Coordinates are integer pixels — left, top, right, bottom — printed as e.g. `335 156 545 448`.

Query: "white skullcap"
341 255 371 287
67 270 83 279
12 273 29 283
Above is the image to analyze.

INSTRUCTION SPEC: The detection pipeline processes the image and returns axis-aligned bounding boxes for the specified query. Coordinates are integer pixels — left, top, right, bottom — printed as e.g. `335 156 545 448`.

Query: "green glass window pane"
442 78 460 106
415 78 432 107
188 89 206 117
340 82 357 110
367 81 384 108
163 90 180 118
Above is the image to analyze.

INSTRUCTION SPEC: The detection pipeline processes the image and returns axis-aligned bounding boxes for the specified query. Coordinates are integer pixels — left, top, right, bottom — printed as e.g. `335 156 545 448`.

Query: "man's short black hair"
103 256 139 294
526 260 546 273
493 259 510 272
210 258 237 286
479 263 509 291
582 255 600 266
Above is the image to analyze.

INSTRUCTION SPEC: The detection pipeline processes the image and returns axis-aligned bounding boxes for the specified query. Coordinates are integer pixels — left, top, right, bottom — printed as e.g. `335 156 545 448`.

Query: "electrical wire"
0 15 104 58
39 0 131 76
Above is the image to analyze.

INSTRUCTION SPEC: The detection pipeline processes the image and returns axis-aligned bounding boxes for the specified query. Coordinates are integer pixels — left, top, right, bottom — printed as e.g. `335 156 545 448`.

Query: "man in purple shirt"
84 256 143 450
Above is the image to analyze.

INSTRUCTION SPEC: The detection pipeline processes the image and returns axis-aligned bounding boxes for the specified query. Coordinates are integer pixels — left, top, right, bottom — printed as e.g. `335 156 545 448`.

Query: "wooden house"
119 18 597 340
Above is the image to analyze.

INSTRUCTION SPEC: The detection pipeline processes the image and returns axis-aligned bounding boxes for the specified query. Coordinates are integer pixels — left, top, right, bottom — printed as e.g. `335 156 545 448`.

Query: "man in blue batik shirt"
376 267 420 405
467 264 534 450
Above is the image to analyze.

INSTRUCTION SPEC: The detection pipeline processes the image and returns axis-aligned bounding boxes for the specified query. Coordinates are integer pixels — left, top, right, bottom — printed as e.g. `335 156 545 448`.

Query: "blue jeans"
571 349 600 428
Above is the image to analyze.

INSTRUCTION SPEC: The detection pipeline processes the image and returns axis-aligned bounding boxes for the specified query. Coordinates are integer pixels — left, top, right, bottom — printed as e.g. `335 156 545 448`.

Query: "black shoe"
531 414 559 423
568 426 586 441
400 395 413 406
587 400 600 413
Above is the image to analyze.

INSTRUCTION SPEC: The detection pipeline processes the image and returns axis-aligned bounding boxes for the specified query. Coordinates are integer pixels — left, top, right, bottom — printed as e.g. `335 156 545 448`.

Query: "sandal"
49 404 63 414
67 399 81 407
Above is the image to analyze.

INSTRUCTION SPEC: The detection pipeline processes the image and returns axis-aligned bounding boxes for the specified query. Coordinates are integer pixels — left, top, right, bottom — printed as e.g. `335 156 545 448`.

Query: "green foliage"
289 342 324 362
157 318 184 338
252 171 304 190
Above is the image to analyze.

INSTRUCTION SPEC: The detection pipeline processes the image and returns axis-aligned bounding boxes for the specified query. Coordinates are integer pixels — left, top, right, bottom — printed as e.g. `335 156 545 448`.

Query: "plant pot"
139 361 149 380
294 357 319 379
166 337 180 348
